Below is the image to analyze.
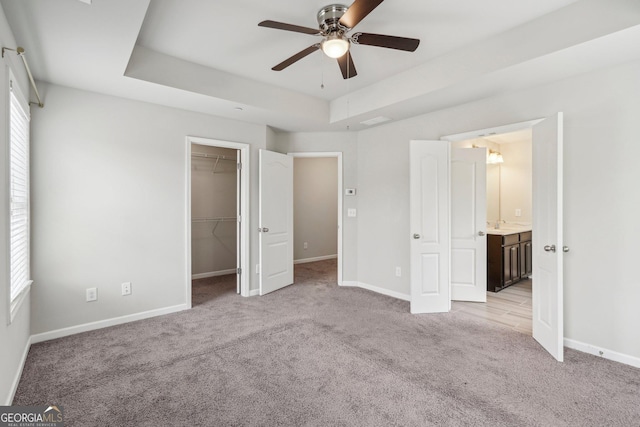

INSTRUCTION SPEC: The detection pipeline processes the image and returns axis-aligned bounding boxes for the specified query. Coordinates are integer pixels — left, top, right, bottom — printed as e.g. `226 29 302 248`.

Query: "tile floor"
452 279 532 335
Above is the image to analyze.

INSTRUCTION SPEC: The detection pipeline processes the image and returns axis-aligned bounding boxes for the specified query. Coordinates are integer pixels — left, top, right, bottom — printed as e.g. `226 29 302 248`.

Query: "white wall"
0 3 32 404
29 83 267 335
356 59 640 360
191 144 237 275
293 157 338 262
269 132 358 281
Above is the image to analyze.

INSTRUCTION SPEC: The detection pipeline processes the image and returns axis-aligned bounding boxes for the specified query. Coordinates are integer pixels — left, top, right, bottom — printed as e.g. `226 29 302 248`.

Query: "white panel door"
236 150 241 294
410 140 450 314
532 113 564 361
451 148 487 302
259 150 294 295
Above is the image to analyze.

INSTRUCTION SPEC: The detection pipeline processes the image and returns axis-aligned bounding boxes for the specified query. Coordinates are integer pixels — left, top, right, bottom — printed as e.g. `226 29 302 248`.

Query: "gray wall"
29 83 267 335
355 59 640 360
0 4 31 405
293 157 338 262
270 132 358 282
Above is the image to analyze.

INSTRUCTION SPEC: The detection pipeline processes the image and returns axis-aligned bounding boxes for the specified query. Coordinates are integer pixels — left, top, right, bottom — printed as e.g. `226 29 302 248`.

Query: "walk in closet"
191 144 238 281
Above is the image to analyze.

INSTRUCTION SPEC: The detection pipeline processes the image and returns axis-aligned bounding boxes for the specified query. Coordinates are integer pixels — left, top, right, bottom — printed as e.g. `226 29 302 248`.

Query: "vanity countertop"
486 227 532 236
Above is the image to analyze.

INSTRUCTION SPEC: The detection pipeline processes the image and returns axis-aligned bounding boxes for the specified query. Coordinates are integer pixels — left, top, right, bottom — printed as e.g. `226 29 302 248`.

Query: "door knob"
563 246 570 253
259 227 269 233
478 231 485 236
544 245 556 252
413 234 421 239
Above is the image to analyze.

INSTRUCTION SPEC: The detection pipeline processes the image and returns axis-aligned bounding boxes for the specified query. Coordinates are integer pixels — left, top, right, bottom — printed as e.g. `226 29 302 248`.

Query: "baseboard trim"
6 335 32 405
192 269 236 280
340 281 410 301
564 338 640 369
31 304 191 344
249 289 260 297
294 254 337 265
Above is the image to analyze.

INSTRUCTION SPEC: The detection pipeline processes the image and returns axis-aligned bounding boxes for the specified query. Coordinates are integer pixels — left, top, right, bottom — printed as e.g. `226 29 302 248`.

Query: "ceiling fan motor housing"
317 4 349 33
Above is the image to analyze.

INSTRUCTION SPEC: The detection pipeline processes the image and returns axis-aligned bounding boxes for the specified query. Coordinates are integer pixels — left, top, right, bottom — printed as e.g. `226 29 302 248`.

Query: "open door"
451 148 487 302
259 150 294 295
410 140 450 314
532 113 564 361
236 150 241 294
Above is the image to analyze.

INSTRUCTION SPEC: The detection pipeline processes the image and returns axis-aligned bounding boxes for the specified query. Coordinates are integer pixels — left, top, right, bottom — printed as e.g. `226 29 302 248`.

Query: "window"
8 75 31 319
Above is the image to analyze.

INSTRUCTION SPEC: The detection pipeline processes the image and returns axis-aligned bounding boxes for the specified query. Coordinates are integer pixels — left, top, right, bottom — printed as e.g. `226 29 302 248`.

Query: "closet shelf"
192 152 237 162
192 217 237 223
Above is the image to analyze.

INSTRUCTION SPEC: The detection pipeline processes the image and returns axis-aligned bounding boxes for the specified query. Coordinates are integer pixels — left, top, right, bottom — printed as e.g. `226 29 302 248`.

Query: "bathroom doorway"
443 120 537 335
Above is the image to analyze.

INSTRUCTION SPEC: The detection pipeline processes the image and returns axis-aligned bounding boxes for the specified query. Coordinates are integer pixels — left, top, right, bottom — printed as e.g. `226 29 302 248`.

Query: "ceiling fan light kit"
322 33 350 58
258 0 420 79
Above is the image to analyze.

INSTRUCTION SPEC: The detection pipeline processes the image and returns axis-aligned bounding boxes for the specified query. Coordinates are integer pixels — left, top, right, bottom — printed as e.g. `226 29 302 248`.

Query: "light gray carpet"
14 259 640 426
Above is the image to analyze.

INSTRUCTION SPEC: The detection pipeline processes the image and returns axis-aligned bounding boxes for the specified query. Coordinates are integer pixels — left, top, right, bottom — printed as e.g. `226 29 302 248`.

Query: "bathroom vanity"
487 229 532 292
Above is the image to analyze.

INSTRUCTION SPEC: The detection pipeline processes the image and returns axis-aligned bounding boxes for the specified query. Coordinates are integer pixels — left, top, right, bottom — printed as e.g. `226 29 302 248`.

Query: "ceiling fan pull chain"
320 53 325 89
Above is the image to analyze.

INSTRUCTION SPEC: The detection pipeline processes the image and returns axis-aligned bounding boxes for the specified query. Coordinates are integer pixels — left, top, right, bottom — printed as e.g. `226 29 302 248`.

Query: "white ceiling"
2 0 640 132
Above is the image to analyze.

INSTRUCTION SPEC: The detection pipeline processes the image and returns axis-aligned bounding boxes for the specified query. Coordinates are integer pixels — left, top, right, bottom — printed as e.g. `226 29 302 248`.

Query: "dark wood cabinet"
487 231 532 292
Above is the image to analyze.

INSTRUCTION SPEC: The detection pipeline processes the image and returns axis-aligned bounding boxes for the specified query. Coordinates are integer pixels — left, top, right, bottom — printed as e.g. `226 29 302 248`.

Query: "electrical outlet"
121 282 132 296
515 208 522 217
303 242 308 250
395 267 402 277
347 208 357 217
86 287 97 302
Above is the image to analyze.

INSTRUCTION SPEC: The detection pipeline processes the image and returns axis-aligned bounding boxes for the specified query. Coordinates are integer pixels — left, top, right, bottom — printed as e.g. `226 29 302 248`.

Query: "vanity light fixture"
487 149 504 164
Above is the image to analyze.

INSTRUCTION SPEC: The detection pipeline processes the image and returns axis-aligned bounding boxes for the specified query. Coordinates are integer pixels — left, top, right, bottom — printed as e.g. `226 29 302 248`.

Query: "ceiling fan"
258 0 420 79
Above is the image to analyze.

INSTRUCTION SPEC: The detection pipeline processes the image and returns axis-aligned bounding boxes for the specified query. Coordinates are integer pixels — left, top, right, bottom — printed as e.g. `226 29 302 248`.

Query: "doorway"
453 129 534 334
186 137 250 306
289 152 344 286
440 115 565 361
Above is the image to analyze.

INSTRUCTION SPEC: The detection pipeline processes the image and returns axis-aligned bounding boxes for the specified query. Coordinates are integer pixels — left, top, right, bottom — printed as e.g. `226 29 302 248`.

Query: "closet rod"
2 46 44 108
192 152 237 162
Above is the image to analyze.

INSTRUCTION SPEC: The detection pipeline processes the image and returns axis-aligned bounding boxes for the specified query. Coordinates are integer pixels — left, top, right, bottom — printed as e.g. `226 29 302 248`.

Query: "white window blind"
9 79 31 307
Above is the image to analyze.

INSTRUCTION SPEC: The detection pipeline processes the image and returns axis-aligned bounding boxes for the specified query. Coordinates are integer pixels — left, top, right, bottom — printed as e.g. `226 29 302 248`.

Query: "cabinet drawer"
520 231 532 242
503 234 520 246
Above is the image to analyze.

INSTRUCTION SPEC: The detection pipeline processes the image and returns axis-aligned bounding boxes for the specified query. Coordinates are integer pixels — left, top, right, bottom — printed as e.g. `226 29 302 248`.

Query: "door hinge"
237 162 242 170
237 268 242 275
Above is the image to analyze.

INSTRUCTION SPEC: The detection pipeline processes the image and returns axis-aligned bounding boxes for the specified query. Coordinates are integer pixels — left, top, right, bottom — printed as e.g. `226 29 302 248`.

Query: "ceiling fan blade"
337 51 357 79
272 44 320 71
339 0 384 29
352 32 420 51
258 20 320 35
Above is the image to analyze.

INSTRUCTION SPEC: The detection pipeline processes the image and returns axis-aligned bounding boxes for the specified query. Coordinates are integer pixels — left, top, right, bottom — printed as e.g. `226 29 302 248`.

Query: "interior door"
259 149 294 295
409 140 450 314
532 113 564 361
236 150 241 294
451 148 487 302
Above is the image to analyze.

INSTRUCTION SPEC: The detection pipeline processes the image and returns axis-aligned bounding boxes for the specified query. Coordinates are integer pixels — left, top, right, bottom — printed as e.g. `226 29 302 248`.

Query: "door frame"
288 152 344 286
440 118 547 322
185 136 251 306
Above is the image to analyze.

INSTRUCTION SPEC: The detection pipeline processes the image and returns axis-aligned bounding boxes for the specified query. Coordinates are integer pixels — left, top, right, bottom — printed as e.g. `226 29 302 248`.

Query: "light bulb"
322 35 349 59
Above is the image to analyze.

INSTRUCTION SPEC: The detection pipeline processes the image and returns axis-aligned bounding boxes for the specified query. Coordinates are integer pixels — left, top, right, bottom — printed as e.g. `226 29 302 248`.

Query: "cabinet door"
503 244 520 286
510 245 520 284
521 241 532 277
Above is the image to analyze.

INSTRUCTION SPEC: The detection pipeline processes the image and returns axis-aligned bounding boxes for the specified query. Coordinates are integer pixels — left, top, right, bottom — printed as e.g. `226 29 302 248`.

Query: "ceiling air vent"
360 116 391 126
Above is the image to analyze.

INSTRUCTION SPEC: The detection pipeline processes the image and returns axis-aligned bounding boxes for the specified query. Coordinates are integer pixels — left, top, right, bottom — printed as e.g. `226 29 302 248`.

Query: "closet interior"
191 143 239 291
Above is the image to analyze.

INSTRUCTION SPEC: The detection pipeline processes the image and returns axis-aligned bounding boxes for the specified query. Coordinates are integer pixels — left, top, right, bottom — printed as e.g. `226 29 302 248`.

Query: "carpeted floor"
14 259 640 426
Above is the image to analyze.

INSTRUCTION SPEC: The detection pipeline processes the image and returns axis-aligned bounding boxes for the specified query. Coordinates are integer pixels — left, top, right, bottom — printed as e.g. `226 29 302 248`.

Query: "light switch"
347 208 357 217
